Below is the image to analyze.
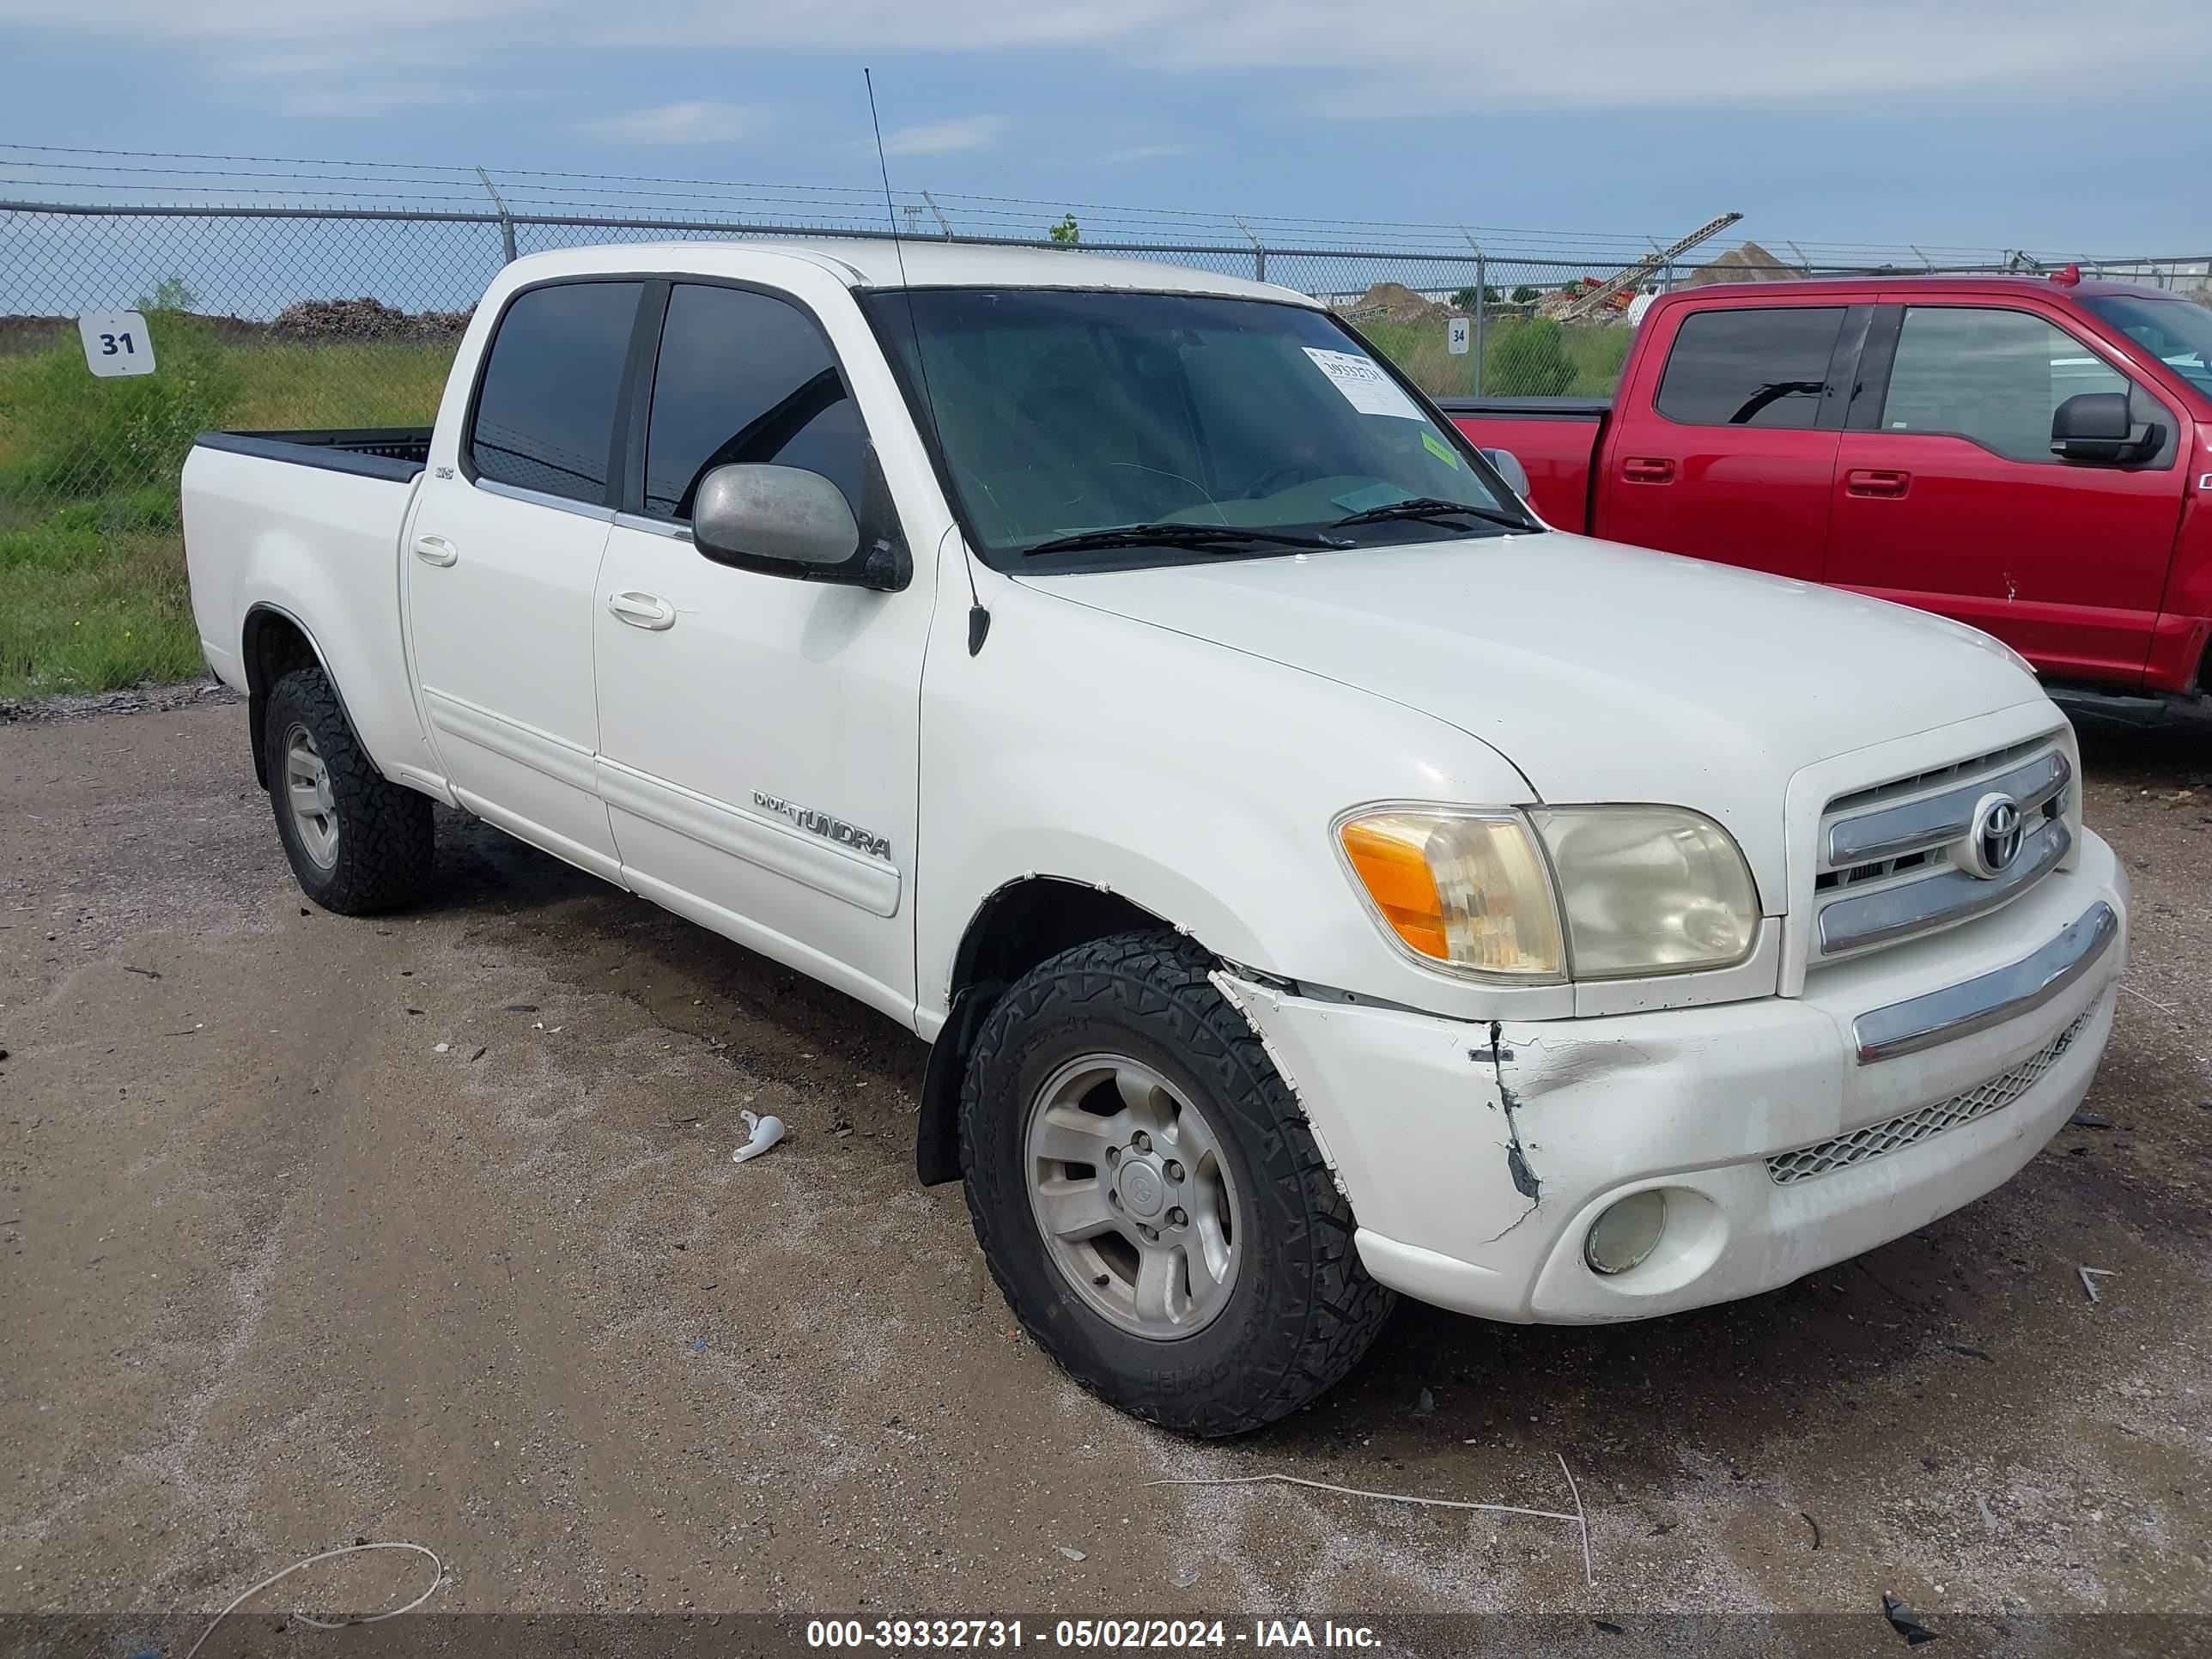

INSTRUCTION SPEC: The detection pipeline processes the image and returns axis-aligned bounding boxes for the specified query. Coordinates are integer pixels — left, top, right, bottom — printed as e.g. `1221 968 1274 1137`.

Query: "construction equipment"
1558 211 1744 324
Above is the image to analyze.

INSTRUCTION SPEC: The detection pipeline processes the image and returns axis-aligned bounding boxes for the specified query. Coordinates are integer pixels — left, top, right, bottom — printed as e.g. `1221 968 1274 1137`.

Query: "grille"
1823 736 2052 818
1814 848 1939 893
1812 736 2070 959
1766 1000 2100 1185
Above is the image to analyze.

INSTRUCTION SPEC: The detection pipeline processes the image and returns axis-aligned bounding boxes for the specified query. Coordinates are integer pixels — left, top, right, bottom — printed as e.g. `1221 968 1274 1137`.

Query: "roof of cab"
1659 272 2180 305
500 237 1319 306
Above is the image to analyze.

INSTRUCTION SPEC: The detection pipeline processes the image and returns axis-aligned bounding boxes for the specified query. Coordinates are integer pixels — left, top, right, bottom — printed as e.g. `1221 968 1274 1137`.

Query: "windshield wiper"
1023 521 1352 557
1331 495 1529 532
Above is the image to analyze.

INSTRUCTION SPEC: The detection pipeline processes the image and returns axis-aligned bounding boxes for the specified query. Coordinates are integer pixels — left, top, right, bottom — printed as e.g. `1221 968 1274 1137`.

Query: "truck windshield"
2082 294 2212 399
861 289 1529 568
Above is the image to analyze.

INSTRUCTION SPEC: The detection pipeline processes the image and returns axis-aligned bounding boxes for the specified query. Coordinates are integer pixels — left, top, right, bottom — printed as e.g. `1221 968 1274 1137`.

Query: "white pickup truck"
185 240 2128 1436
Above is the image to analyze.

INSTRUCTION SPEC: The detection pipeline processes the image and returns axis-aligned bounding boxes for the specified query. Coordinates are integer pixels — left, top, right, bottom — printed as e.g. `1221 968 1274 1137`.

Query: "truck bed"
193 427 433 484
1438 399 1607 532
183 430 434 787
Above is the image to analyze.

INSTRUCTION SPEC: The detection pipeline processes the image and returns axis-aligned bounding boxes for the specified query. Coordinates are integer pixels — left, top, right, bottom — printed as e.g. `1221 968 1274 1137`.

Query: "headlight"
1337 805 1759 981
1335 810 1564 979
1527 806 1760 977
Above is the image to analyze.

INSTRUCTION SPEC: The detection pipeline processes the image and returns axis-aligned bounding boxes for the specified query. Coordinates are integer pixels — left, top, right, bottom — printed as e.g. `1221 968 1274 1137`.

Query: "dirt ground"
3 695 2208 1643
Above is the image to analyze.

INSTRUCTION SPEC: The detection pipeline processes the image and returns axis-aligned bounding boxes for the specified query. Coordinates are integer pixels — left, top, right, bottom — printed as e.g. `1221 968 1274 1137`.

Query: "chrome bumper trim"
1819 819 2070 956
1852 900 2118 1064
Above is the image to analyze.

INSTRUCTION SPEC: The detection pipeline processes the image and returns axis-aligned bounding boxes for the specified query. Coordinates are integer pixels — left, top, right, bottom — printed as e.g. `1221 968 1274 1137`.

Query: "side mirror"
1480 447 1532 500
2051 392 2160 464
691 462 913 588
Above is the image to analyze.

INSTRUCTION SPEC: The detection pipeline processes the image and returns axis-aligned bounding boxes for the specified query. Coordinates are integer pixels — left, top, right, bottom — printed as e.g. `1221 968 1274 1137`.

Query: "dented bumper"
1216 831 2127 1325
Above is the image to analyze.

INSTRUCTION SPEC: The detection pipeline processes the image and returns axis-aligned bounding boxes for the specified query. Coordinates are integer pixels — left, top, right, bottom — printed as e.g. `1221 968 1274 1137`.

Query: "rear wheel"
264 666 434 915
961 931 1395 1437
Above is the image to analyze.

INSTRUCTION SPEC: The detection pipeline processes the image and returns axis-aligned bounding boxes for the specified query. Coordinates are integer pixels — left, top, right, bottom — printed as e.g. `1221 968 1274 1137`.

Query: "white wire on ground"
181 1540 444 1659
1152 1453 1598 1587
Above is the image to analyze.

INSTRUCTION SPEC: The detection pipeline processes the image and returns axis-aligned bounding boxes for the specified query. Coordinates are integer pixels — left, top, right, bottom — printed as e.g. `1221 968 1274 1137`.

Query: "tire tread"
265 667 434 915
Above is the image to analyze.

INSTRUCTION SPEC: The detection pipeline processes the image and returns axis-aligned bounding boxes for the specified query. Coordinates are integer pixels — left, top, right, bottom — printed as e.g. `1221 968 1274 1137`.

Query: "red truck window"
1881 307 2131 464
1654 307 1845 430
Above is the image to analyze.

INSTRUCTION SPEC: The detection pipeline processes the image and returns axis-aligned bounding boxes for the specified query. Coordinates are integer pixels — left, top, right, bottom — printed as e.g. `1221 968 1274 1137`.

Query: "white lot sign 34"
77 310 156 378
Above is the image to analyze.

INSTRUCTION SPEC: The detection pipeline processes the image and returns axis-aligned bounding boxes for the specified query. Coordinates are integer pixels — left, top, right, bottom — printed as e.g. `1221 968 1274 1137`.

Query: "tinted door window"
1656 307 1845 428
644 284 869 521
1881 307 2129 462
469 281 641 504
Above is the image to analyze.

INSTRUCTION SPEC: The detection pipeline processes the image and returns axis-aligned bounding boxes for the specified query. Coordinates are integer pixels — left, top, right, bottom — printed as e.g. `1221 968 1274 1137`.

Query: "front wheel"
264 666 434 915
960 932 1395 1437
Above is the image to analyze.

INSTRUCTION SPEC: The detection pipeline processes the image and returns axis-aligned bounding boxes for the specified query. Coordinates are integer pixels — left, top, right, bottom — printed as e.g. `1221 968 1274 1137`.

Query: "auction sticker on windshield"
1302 347 1424 420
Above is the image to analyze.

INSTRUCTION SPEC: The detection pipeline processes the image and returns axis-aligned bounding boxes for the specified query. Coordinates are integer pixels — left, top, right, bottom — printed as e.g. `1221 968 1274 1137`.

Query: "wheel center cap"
315 781 335 814
1117 1158 1165 1218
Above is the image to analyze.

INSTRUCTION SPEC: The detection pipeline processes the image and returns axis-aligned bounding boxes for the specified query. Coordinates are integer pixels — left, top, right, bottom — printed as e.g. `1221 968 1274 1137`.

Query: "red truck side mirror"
2050 392 2160 465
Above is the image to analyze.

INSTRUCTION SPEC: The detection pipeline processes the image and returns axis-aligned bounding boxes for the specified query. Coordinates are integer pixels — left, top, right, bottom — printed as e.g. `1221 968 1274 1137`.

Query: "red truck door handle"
1845 468 1911 499
1621 457 1675 484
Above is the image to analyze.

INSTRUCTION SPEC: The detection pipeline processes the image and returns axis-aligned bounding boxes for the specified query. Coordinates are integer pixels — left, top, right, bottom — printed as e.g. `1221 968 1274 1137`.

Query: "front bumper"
1217 830 2128 1325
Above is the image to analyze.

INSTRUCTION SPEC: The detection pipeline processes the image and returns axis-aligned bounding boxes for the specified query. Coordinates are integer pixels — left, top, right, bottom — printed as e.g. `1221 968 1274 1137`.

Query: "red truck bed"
1438 398 1607 532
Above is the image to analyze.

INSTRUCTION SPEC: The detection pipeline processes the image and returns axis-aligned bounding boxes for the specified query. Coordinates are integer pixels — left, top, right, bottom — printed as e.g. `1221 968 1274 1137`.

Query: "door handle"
608 590 677 631
412 534 459 567
1845 468 1911 499
1620 457 1676 484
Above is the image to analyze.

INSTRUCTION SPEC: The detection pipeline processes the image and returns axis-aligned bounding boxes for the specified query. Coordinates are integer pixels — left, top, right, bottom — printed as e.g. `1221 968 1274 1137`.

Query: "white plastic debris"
732 1109 786 1164
1055 1546 1087 1562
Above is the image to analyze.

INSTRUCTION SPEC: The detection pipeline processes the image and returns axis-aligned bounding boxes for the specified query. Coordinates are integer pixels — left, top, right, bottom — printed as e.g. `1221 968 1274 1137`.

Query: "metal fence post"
476 167 517 264
1233 216 1264 283
1461 231 1486 398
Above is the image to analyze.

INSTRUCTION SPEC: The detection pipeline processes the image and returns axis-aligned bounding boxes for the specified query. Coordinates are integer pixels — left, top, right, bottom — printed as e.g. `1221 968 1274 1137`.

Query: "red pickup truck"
1444 274 2212 717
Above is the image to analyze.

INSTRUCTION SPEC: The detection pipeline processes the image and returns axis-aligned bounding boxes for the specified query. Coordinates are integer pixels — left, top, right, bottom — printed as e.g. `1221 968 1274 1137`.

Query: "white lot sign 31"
77 310 156 378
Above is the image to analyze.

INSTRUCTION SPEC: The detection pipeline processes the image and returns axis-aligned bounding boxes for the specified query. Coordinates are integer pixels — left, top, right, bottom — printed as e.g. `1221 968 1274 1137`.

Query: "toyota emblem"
1966 793 2026 879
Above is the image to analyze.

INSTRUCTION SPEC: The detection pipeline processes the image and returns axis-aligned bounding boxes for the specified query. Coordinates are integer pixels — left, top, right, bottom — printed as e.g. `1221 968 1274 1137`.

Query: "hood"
1030 531 2047 903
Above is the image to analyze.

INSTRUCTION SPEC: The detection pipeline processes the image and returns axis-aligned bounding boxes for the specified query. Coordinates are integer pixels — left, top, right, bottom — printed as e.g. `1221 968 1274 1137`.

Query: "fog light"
1584 1189 1667 1276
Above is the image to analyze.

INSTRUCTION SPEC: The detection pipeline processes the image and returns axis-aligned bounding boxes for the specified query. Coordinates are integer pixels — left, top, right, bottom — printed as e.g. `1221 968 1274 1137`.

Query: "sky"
2 0 2209 260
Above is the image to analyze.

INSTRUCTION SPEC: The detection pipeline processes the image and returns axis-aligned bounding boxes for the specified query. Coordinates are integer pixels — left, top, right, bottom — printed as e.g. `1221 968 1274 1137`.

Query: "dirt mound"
1334 281 1449 325
269 296 473 343
1687 240 1806 286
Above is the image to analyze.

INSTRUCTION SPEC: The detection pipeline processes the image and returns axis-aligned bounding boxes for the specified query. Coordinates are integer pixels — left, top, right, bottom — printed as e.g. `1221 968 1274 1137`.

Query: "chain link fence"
0 198 1677 573
2 155 2193 696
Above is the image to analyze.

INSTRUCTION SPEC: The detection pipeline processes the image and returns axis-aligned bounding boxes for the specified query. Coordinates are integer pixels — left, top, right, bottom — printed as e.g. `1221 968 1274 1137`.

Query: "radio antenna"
866 68 988 656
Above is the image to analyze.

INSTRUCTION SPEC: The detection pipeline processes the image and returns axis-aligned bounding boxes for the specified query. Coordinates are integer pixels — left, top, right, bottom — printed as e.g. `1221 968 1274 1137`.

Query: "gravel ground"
2 696 2207 1644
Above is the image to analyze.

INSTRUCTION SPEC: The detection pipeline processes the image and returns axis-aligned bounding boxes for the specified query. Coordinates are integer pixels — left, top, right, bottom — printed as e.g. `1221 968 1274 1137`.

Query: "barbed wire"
0 142 2113 266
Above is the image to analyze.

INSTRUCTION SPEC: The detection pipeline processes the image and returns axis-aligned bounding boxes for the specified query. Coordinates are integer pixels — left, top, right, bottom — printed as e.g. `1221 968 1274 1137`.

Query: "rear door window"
468 280 643 505
642 283 869 522
1655 307 1846 429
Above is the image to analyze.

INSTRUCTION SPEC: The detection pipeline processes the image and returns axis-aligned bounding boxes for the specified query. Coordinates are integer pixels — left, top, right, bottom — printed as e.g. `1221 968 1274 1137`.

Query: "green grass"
0 328 456 700
1360 315 1633 400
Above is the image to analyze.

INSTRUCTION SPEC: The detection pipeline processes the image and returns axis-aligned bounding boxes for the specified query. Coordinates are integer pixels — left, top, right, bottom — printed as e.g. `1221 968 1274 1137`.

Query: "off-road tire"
961 931 1395 1436
264 666 434 915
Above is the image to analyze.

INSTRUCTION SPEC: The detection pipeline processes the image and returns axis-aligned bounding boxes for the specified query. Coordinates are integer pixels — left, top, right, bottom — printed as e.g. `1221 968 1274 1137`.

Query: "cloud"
580 100 769 144
1090 143 1192 165
4 0 2209 115
880 115 1012 156
268 80 507 117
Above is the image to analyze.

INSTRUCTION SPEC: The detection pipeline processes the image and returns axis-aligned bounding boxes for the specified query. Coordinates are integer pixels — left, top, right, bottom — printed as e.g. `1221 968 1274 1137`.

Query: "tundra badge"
753 792 892 862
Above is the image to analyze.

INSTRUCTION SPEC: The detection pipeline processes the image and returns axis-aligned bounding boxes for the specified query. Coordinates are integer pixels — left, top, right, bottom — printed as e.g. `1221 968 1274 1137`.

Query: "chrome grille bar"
1817 819 2071 956
1827 749 2071 868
